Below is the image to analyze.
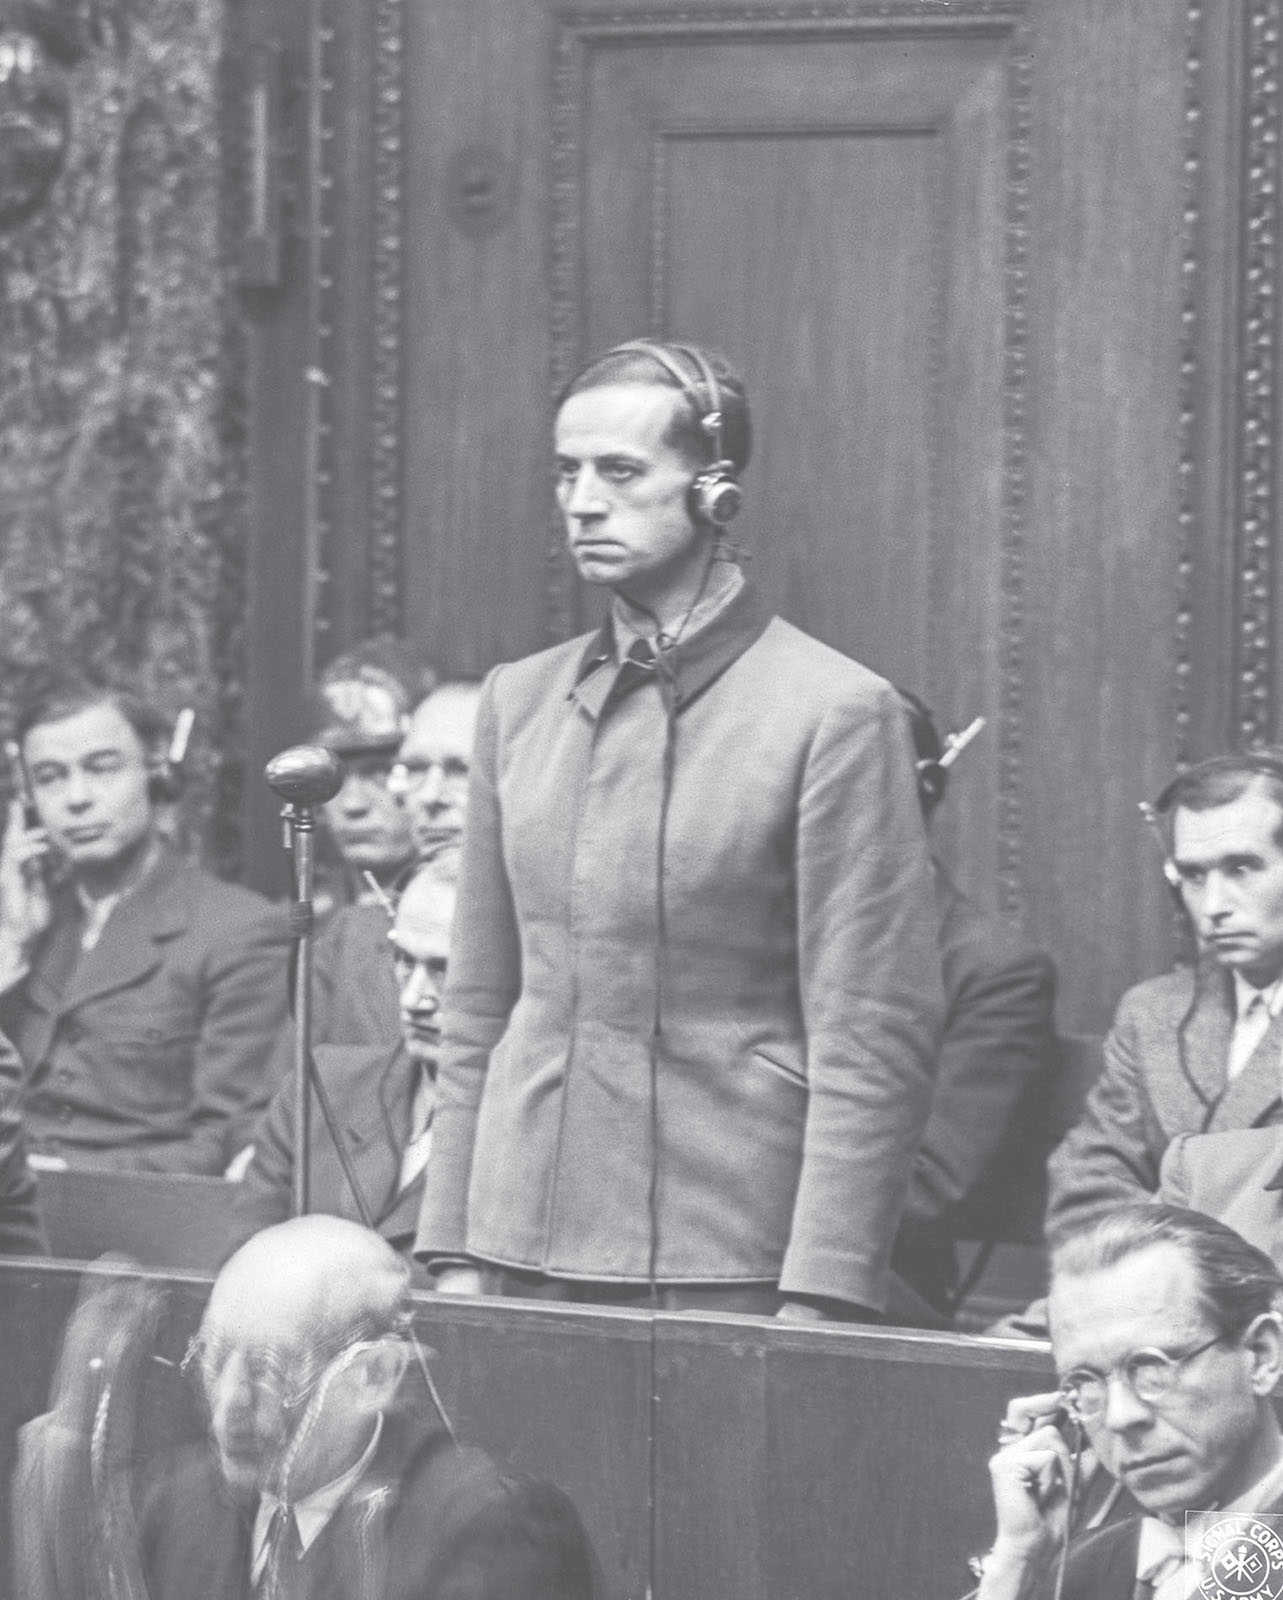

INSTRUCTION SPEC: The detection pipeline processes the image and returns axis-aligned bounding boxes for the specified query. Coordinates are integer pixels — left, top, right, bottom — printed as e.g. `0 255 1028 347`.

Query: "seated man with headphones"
0 679 289 1173
415 339 945 1321
1046 750 1283 1249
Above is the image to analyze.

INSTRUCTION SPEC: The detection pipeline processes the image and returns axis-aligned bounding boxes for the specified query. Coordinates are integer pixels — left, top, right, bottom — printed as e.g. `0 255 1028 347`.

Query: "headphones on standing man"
603 339 744 527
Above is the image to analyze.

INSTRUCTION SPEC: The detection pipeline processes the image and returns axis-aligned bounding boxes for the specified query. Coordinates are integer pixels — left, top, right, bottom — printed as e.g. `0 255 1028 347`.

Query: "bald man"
142 1218 594 1598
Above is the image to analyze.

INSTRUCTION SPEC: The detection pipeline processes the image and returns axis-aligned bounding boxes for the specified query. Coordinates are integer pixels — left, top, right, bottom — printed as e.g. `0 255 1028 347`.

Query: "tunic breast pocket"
77 1007 200 1111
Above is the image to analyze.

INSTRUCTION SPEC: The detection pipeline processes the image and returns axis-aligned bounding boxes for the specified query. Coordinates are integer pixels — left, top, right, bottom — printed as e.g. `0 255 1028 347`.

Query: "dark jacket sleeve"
905 944 1057 1222
0 1027 46 1255
1044 994 1164 1247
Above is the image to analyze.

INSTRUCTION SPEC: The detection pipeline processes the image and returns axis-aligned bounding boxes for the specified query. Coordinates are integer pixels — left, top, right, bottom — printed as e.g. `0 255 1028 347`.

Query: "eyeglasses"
181 1319 386 1413
1058 1332 1225 1423
387 758 468 797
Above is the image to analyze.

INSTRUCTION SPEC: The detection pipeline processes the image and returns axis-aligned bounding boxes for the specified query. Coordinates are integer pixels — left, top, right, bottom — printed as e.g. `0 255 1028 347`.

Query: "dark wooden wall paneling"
0 1260 1053 1600
240 0 1283 1028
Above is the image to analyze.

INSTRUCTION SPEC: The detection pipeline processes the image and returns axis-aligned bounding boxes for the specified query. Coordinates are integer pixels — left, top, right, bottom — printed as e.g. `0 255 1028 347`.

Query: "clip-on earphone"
148 707 195 804
610 339 744 527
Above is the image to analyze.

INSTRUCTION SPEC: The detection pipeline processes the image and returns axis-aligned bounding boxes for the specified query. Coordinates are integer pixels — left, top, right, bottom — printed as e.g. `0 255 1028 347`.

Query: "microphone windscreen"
264 744 345 806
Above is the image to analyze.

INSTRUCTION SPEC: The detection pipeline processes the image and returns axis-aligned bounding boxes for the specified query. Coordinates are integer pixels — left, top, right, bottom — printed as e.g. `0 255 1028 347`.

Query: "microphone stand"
265 745 343 1217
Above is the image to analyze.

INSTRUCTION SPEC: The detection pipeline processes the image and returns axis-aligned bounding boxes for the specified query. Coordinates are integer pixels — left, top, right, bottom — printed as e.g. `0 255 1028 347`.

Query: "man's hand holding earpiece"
974 1391 1076 1599
0 797 52 983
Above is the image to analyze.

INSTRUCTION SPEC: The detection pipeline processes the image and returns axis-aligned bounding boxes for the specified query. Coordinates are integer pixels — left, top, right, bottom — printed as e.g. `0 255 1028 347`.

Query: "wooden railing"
0 1259 1054 1600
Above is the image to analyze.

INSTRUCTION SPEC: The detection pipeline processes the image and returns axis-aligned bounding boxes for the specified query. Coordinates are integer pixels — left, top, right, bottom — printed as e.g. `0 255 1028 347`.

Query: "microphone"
264 744 344 807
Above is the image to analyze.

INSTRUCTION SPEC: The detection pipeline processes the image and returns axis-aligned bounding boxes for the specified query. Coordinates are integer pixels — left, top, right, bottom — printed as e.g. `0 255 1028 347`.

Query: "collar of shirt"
1232 971 1283 1021
1135 1443 1283 1588
398 1068 436 1193
74 837 163 951
251 1414 383 1580
610 560 746 666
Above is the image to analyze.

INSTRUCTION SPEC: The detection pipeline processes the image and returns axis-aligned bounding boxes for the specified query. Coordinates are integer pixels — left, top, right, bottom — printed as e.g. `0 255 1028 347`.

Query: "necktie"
1229 991 1272 1079
255 1503 303 1599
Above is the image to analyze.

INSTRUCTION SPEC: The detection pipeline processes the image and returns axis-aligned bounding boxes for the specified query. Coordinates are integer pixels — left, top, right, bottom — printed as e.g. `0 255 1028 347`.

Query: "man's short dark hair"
558 340 752 475
1156 750 1283 828
1050 1203 1282 1342
15 679 171 757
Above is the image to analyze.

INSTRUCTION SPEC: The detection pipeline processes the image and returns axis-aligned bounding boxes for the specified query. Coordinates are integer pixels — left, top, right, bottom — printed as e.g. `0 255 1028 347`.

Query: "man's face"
1049 1244 1273 1515
323 751 415 875
23 702 156 873
198 1279 371 1499
390 876 454 1066
554 383 705 596
390 689 479 857
1173 784 1283 986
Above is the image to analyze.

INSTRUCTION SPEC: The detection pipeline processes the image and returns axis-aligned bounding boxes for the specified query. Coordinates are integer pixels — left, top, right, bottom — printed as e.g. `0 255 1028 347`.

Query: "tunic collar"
571 577 773 719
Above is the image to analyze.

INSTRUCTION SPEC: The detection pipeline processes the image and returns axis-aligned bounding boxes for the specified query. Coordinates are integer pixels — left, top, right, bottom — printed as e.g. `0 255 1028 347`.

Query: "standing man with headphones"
0 680 289 1173
415 340 945 1320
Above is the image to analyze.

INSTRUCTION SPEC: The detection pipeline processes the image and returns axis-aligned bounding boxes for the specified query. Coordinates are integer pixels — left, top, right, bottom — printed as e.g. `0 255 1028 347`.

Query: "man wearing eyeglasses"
15 1214 598 1599
298 679 481 1059
971 1203 1283 1599
387 681 483 861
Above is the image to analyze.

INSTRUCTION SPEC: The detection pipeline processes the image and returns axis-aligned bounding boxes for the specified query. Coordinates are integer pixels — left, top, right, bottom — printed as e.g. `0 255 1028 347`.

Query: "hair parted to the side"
1050 1202 1283 1342
14 676 172 757
559 340 752 474
1155 749 1283 828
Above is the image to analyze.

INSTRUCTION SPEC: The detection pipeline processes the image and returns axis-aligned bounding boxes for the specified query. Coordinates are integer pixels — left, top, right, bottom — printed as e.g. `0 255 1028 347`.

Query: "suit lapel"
1213 1010 1283 1131
58 854 189 1016
1176 963 1235 1121
19 910 84 1069
321 1045 414 1226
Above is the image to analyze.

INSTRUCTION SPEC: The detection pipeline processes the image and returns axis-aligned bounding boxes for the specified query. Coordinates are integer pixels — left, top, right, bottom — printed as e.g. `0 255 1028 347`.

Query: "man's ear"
1243 1311 1283 1396
354 1336 410 1406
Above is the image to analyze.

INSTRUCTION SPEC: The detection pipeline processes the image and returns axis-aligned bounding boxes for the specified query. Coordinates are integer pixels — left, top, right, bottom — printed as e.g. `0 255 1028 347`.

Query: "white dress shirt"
1227 973 1283 1081
250 1415 383 1584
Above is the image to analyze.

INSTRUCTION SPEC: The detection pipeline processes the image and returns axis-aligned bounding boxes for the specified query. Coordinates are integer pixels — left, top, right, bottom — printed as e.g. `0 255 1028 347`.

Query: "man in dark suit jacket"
12 1216 597 1600
0 1026 45 1254
1046 752 1283 1247
231 855 457 1261
889 692 1056 1319
968 1204 1283 1599
0 681 288 1173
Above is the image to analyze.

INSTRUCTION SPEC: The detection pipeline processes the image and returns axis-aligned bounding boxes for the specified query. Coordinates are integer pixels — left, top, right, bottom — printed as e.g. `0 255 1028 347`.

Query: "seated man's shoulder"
936 879 1055 990
312 1040 403 1091
169 862 286 940
314 900 392 964
1161 1124 1283 1197
391 1427 595 1599
1109 966 1200 1033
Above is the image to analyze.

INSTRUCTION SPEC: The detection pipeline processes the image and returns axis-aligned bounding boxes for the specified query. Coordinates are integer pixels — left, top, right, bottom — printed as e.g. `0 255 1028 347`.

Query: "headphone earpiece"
607 339 743 526
147 763 183 805
689 463 743 526
147 708 196 806
914 758 948 813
